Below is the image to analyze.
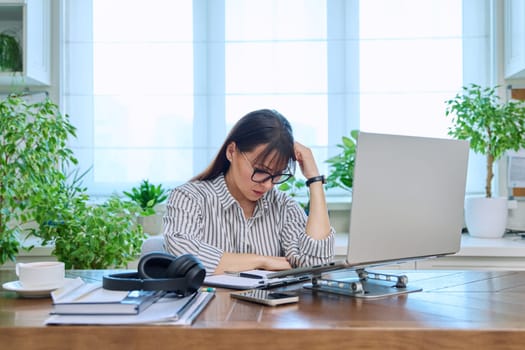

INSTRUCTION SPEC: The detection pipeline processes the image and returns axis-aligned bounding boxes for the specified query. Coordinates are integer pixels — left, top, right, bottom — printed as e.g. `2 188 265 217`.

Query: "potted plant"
0 94 146 269
0 94 77 265
325 129 359 193
124 179 169 235
0 31 22 72
445 84 525 238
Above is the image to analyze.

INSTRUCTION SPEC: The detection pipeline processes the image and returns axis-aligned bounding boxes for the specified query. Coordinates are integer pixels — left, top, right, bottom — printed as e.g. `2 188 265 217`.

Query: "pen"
185 292 216 325
200 287 216 292
225 271 264 279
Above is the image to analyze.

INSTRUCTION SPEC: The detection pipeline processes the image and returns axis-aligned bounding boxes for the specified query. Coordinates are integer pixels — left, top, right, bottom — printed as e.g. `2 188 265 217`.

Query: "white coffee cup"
15 261 65 289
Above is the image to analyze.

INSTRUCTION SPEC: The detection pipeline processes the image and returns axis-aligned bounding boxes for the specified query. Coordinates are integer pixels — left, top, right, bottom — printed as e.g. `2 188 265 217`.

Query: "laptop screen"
345 132 469 268
267 132 469 279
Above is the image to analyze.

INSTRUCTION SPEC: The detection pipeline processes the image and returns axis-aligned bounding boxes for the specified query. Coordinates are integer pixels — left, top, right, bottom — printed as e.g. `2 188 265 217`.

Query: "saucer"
2 278 74 298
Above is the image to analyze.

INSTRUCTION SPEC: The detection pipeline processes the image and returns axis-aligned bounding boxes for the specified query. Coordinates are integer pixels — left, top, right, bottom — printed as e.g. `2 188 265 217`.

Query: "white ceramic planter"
465 197 508 238
137 204 166 235
138 214 163 235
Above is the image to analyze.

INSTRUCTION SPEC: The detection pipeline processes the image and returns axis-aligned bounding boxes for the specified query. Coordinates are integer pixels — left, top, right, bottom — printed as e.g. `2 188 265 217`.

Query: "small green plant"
325 130 359 193
445 84 525 198
0 32 22 72
124 179 169 216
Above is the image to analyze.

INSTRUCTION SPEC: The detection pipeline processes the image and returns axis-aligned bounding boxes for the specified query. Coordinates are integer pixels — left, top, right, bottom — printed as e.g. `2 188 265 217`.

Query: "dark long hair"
193 109 295 181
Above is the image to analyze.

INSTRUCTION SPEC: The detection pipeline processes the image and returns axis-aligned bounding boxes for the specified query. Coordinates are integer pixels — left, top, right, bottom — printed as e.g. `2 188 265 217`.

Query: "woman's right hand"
215 253 291 274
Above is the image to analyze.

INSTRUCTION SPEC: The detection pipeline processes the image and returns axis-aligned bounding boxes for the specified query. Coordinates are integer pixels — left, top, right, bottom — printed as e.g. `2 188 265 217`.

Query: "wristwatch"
306 175 325 187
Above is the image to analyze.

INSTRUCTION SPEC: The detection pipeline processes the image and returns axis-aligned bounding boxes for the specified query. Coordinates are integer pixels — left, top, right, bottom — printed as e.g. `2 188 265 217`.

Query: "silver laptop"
268 131 469 279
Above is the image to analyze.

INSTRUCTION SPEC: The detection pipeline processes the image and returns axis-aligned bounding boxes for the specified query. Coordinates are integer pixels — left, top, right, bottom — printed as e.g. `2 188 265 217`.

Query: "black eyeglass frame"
240 152 294 185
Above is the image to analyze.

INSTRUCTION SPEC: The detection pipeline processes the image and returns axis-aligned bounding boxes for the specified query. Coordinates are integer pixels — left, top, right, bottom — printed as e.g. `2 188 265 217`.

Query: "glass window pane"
226 42 327 93
359 0 462 38
226 0 326 40
93 43 193 95
360 92 455 138
93 149 194 185
93 96 193 148
93 0 192 42
359 0 463 139
87 0 193 191
225 0 328 150
226 95 328 145
359 39 462 93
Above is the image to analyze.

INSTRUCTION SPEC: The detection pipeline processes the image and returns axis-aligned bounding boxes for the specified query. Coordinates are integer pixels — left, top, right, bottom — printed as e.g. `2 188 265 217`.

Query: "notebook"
267 131 470 279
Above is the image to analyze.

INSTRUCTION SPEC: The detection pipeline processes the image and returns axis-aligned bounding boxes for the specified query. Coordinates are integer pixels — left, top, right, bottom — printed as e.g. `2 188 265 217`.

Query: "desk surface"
2 269 525 350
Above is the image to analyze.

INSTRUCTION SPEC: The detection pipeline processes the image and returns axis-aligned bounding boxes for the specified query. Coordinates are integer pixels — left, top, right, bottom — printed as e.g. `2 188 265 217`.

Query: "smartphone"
231 290 299 306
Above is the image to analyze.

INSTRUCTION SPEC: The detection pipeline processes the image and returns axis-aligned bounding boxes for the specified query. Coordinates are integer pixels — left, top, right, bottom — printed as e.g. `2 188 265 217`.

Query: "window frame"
61 0 491 198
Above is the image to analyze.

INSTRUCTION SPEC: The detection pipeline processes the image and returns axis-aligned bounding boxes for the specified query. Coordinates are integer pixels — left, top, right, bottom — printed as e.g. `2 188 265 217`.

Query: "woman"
163 109 335 274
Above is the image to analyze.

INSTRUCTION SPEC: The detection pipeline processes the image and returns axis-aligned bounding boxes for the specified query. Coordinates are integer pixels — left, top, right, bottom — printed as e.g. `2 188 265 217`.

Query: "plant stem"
486 153 494 198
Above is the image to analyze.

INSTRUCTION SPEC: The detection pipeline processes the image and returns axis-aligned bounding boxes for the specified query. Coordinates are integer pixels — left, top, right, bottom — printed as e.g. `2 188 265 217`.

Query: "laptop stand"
303 268 422 299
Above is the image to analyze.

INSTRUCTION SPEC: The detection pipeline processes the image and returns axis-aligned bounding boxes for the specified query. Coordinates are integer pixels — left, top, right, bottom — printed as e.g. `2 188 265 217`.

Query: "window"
63 0 490 196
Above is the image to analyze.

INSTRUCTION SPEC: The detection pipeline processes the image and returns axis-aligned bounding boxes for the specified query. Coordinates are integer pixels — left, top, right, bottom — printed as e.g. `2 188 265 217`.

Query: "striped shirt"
163 174 335 274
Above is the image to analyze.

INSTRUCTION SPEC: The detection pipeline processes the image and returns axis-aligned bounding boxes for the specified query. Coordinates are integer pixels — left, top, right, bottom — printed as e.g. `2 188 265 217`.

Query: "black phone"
230 290 299 306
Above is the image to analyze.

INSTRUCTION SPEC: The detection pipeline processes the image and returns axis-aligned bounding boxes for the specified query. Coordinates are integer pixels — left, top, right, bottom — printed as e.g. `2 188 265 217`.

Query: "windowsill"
335 232 525 258
8 194 523 269
326 196 352 211
1 236 56 269
5 233 525 270
454 233 525 257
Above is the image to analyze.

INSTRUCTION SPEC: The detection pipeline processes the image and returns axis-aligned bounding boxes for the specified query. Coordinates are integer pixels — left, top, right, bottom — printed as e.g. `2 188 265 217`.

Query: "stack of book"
45 278 214 325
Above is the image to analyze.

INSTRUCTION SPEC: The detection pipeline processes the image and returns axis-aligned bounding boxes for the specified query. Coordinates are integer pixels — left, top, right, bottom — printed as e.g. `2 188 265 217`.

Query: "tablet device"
231 290 299 306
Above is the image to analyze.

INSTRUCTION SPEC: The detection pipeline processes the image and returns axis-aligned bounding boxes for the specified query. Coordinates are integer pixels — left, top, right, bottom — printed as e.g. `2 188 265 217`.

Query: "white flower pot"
138 214 163 235
137 204 166 235
465 197 508 238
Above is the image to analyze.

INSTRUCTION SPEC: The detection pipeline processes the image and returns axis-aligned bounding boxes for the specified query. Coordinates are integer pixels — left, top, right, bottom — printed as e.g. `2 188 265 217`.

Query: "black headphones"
102 252 206 296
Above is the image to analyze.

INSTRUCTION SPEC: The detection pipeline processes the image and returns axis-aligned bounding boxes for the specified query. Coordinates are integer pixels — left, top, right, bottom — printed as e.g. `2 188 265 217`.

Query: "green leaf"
123 179 169 213
325 130 359 193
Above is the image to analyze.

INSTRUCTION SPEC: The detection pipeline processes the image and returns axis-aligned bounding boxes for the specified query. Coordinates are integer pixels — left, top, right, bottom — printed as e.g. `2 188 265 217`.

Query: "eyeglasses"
241 152 294 185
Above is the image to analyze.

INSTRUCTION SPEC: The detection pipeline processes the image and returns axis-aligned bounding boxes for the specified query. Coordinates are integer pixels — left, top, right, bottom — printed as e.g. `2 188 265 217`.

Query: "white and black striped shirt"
163 174 335 274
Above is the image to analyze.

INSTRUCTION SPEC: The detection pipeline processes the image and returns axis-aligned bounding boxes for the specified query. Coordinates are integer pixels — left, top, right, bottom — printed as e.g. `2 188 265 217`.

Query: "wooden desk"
2 269 525 350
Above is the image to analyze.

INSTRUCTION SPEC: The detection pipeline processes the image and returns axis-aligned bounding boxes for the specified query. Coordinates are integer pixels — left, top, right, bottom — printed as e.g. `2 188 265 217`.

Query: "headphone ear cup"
135 251 206 295
138 252 178 279
185 260 206 290
165 254 198 277
166 254 206 290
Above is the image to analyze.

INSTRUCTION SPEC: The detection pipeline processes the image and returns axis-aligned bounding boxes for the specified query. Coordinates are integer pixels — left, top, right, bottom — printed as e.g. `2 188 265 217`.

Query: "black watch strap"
306 175 325 187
